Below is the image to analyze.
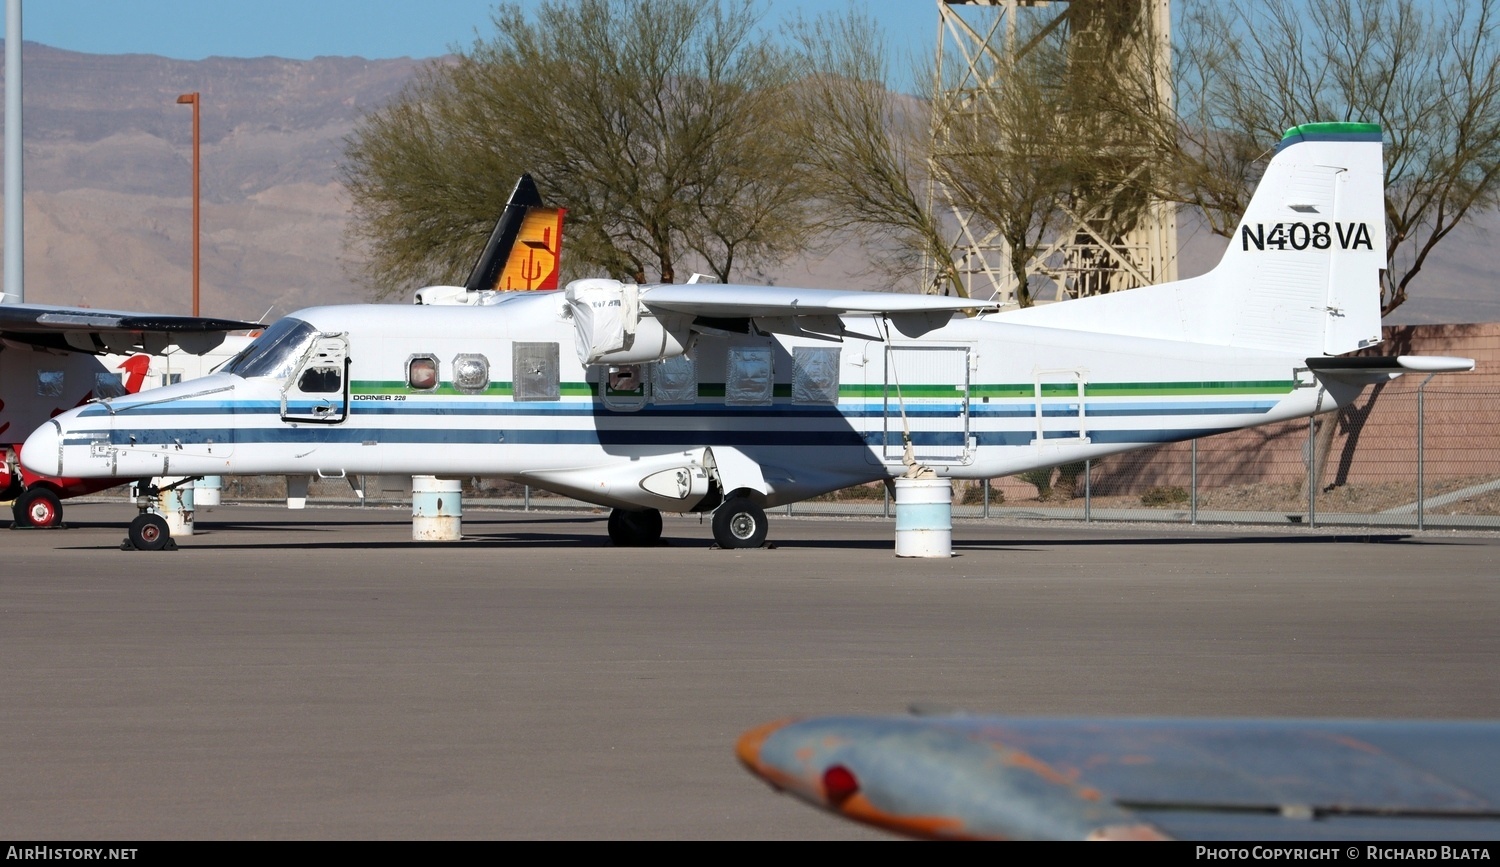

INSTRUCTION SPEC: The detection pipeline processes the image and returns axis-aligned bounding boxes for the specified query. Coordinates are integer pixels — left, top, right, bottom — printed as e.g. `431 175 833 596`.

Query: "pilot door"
883 345 971 465
281 334 350 424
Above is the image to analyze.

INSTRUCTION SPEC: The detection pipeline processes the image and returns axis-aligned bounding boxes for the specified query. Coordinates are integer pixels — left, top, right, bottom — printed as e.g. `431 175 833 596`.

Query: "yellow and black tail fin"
463 174 566 292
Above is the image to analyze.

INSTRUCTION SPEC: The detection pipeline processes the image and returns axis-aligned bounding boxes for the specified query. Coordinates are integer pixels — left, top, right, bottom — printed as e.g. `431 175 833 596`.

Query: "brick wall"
1085 323 1500 493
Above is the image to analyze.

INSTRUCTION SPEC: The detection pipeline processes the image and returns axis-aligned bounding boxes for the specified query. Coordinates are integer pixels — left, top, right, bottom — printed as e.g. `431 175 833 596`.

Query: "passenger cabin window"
408 355 439 391
601 363 648 411
297 366 342 394
792 347 840 404
726 346 773 406
453 354 490 394
513 342 560 401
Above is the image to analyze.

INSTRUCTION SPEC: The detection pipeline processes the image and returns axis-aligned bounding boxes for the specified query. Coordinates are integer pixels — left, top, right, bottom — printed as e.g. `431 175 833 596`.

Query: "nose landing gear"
118 479 188 551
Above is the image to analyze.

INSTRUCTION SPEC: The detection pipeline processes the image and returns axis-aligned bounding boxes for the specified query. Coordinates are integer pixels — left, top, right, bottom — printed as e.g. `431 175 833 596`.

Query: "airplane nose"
735 716 797 774
20 420 62 478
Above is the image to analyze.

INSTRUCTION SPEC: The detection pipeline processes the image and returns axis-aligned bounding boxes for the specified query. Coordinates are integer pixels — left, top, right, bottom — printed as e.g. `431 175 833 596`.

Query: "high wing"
565 278 999 366
737 713 1500 841
0 303 259 355
640 284 995 319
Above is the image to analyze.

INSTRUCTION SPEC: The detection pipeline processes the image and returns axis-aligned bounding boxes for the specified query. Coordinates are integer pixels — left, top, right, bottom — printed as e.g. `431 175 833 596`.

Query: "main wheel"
607 508 664 547
712 497 767 549
127 513 172 551
13 487 63 528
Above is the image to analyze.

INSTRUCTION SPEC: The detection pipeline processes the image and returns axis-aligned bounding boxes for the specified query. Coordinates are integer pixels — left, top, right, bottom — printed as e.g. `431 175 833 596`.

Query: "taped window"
514 342 560 401
36 370 64 397
94 372 128 399
407 355 439 391
793 347 840 404
453 354 490 394
653 354 697 404
726 346 773 406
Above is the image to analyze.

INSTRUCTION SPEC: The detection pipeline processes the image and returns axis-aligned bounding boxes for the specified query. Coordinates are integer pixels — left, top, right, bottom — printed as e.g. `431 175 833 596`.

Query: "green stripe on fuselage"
349 378 1298 401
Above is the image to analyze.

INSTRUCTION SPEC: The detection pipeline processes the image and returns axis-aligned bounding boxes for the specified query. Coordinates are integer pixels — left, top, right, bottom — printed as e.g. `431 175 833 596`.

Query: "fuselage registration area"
1241 222 1374 252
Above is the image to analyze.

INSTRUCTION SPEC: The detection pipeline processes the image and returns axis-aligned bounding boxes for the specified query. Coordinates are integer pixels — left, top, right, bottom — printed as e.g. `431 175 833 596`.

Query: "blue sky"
0 1 941 70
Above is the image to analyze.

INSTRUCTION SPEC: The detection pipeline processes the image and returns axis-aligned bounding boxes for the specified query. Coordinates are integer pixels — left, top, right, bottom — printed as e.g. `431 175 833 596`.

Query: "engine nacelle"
565 279 692 366
519 451 712 513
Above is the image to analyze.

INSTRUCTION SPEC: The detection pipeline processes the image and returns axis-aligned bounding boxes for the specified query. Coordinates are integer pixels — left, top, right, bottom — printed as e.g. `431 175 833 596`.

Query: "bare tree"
342 0 811 297
788 4 1172 305
785 10 959 295
1173 0 1500 316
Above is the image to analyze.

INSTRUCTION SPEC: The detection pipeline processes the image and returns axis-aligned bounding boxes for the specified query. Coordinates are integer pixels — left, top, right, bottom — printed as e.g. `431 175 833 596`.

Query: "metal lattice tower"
928 0 1177 306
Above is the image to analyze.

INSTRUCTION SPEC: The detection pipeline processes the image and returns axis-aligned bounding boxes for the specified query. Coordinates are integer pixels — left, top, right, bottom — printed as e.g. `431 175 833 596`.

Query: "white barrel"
194 475 222 508
894 477 952 558
157 476 195 537
412 475 462 541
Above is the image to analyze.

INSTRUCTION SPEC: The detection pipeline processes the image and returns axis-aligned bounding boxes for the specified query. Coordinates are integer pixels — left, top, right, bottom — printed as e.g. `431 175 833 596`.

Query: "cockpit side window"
297 366 342 394
220 318 318 380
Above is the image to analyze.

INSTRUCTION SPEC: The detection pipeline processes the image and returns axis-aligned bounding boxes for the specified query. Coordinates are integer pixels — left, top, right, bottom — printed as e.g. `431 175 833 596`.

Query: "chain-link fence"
182 386 1500 531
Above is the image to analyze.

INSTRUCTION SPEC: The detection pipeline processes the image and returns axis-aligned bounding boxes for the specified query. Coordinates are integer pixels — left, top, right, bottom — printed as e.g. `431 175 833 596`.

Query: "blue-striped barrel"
412 475 463 541
894 477 952 558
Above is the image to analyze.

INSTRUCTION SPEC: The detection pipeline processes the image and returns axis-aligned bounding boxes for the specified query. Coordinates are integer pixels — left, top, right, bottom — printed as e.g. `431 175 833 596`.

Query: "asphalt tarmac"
3 502 1497 840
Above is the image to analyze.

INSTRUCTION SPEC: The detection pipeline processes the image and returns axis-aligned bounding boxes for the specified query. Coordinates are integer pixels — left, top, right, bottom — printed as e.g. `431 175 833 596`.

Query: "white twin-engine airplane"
21 122 1474 550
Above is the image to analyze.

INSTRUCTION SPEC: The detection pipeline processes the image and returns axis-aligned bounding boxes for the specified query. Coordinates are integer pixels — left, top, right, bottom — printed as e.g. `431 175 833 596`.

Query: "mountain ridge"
1 41 1493 326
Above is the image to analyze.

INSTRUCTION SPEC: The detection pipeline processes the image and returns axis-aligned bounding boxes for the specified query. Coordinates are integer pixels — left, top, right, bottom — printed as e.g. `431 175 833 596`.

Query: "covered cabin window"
653 355 697 404
94 372 129 399
452 354 490 394
792 347 840 404
36 370 64 397
514 342 560 401
726 346 773 406
408 355 439 391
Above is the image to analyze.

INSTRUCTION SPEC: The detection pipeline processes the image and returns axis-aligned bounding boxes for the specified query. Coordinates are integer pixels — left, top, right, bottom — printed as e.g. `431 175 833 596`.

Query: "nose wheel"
124 512 176 551
712 497 768 549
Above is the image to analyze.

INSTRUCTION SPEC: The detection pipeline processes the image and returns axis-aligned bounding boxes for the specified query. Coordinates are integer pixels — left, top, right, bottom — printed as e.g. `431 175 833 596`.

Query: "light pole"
176 92 200 316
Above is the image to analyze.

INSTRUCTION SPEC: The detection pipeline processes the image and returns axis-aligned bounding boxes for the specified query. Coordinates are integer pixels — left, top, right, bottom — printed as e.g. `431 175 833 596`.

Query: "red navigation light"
822 765 860 805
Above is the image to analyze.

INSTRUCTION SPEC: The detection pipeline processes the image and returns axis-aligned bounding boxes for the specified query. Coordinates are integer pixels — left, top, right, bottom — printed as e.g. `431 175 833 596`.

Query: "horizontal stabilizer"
1307 355 1475 377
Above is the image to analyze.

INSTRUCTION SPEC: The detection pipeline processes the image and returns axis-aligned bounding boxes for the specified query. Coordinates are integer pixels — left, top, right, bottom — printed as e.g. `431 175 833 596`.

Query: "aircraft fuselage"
24 291 1358 514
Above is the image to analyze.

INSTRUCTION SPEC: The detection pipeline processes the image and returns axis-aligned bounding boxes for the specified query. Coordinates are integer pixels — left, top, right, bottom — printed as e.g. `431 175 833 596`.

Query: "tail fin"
1000 122 1387 357
463 174 567 293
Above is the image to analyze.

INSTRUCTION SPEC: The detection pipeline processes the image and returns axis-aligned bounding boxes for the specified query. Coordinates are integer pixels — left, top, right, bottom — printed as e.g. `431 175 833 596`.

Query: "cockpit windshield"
219 317 318 380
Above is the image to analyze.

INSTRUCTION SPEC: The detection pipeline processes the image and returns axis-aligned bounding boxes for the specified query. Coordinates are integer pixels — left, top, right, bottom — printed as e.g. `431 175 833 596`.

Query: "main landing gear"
712 496 767 549
608 497 771 549
608 507 664 547
11 487 63 529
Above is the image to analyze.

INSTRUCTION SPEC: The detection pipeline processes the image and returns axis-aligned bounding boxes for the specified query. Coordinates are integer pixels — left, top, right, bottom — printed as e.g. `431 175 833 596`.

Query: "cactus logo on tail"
498 207 566 291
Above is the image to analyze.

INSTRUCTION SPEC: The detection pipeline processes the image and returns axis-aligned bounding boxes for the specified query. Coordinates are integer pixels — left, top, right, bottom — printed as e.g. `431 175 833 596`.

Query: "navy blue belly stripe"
85 425 1233 449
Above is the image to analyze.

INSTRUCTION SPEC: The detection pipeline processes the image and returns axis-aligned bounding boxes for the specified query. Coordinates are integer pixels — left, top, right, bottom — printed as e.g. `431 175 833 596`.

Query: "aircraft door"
1032 369 1089 444
884 345 971 465
281 334 350 424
